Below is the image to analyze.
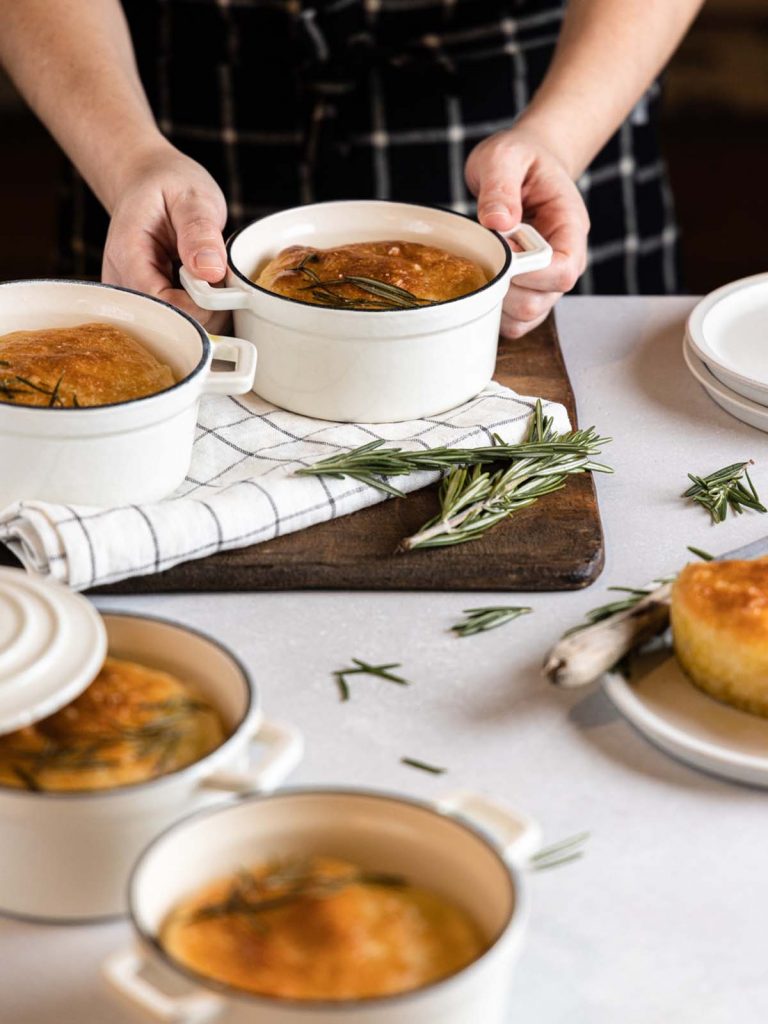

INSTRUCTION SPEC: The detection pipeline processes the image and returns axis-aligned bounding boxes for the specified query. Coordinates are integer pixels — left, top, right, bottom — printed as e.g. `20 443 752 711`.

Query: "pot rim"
226 200 512 315
0 279 210 414
129 785 526 1013
0 610 257 801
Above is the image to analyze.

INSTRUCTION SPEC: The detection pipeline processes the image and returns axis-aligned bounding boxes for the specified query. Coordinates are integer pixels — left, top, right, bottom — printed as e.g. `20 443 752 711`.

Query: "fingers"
472 150 526 233
167 190 228 283
103 225 226 330
500 286 561 339
500 307 550 340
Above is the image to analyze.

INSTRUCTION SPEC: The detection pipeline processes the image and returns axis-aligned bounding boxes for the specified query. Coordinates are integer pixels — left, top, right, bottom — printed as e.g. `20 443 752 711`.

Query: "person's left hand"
465 125 590 338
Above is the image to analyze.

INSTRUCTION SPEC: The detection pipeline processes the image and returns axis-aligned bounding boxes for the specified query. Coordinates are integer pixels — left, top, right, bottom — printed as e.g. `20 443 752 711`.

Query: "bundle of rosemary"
297 401 611 549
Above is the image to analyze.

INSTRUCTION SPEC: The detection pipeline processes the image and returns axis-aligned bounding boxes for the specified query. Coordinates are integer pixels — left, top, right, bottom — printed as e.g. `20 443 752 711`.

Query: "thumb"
474 155 524 233
168 191 228 283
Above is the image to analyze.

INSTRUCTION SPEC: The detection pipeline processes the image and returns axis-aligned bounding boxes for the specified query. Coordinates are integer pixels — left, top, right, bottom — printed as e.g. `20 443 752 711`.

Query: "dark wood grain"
89 314 604 594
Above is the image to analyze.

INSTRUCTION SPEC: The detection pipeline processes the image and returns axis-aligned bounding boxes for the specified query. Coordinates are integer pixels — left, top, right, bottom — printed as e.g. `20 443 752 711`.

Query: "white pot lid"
0 567 107 735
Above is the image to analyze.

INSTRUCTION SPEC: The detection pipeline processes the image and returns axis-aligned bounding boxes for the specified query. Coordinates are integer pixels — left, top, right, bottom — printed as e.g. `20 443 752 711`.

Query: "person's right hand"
102 143 230 330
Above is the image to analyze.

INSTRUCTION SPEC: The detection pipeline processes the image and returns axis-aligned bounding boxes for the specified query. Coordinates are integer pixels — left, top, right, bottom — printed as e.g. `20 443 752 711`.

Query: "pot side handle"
201 335 257 395
504 224 553 279
200 718 304 795
104 948 224 1024
180 266 250 311
438 789 542 866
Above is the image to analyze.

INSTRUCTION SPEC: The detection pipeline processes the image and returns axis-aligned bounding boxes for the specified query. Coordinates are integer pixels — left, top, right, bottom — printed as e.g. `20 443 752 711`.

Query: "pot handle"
201 335 257 395
504 224 553 278
438 790 542 866
200 718 304 794
104 948 224 1023
180 265 250 311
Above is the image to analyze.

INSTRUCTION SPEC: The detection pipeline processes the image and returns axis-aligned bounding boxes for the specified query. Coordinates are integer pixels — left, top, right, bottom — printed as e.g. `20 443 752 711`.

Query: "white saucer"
603 648 768 787
687 272 768 406
683 333 768 433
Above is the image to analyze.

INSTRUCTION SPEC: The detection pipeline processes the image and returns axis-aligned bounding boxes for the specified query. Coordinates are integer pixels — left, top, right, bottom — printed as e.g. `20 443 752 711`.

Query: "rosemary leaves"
333 659 410 702
298 401 611 548
186 860 406 928
0 363 72 408
290 253 430 310
451 606 532 637
400 756 447 775
684 460 766 524
531 832 589 871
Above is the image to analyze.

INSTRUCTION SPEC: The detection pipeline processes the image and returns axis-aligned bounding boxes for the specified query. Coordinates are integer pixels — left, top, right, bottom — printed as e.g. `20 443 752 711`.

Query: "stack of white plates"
685 272 768 432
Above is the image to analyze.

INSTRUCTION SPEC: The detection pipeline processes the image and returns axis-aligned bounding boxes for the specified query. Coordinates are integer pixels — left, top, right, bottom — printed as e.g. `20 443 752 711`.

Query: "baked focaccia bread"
0 657 225 791
255 240 488 309
161 856 486 1000
0 322 175 408
671 558 768 716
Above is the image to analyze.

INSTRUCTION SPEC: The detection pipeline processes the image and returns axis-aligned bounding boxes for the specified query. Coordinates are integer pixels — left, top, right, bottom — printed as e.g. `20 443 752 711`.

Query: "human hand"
102 143 229 330
465 126 589 339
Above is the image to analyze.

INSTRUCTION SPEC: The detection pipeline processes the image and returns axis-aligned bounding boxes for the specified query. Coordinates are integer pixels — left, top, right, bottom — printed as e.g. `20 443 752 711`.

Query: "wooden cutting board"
90 314 604 594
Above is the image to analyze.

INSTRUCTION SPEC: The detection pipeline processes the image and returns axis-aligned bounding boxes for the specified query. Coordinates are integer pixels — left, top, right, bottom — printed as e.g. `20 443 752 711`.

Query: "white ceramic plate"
603 647 768 787
687 273 768 406
683 333 768 433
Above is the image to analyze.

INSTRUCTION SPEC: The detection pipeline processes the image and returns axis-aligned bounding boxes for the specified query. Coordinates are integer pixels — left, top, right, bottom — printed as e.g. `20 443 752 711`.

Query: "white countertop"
3 296 768 1024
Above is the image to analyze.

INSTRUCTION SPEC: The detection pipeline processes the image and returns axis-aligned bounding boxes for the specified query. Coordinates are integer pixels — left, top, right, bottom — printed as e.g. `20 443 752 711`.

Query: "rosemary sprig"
290 254 430 310
297 404 610 501
334 658 410 702
186 860 406 927
402 406 611 550
2 697 216 789
401 756 447 775
531 832 589 871
451 606 532 637
684 461 766 524
0 369 69 407
564 544 713 636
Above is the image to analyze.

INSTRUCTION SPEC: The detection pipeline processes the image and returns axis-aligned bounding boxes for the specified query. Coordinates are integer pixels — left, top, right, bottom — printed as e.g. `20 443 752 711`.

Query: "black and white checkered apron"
60 0 678 294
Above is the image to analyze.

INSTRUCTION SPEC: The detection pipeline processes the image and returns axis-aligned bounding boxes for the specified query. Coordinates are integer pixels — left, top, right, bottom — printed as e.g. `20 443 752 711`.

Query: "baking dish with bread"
181 200 552 423
0 567 302 922
0 279 257 508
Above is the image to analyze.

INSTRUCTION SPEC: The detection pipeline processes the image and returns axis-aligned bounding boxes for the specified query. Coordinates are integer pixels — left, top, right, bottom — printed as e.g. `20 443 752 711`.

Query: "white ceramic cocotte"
0 279 257 508
0 568 303 922
181 200 552 423
105 788 541 1024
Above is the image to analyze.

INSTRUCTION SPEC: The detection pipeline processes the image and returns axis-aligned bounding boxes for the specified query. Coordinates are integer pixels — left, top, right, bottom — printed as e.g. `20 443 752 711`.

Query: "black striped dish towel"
0 383 569 590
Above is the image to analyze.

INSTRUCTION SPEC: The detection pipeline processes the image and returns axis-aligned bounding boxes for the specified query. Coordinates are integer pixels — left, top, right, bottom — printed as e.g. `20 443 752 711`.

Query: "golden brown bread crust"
0 656 225 791
161 856 486 1001
254 241 488 308
0 322 175 408
671 558 768 716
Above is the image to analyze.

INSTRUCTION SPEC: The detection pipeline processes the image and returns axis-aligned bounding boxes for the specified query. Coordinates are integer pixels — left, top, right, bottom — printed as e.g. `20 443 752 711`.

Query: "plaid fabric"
0 382 569 590
60 0 678 294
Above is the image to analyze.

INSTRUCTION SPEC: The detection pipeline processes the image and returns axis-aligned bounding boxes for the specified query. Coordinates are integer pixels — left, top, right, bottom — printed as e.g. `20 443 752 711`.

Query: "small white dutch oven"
0 279 257 507
105 788 540 1024
687 272 768 406
181 200 552 423
0 567 302 922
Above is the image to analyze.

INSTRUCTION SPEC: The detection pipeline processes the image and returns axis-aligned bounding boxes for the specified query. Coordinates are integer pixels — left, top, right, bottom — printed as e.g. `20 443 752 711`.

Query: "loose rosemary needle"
531 832 590 871
451 606 532 637
333 659 410 702
684 460 766 524
400 756 447 775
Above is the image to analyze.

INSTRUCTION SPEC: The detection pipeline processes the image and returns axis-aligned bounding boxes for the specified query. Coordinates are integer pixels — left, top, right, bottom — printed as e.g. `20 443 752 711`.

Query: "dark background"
1 0 766 295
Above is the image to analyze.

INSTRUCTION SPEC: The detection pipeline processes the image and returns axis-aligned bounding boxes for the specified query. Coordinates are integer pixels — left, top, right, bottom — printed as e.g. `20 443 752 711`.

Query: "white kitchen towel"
0 383 570 591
